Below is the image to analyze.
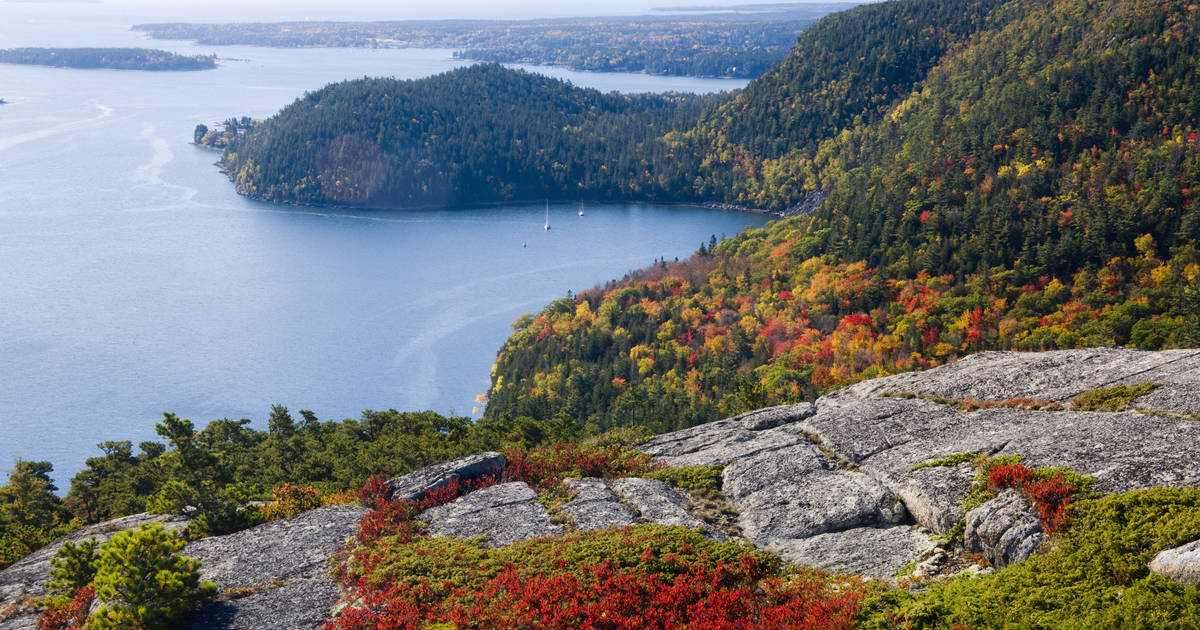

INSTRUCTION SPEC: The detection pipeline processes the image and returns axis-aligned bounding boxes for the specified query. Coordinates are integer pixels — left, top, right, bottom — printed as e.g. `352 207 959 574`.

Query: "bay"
0 4 761 483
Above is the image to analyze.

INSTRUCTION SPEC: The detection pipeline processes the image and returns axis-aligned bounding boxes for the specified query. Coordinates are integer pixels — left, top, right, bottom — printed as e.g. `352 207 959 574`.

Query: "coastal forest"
0 48 216 71
3 0 1200 626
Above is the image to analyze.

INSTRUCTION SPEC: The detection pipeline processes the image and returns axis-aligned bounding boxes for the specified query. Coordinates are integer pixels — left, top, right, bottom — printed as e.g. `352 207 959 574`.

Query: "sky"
4 0 829 22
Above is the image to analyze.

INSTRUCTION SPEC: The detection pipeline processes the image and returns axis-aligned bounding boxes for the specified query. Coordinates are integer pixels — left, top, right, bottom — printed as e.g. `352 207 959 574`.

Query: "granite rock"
183 504 367 629
964 489 1044 569
638 403 814 467
770 526 936 579
609 477 726 541
419 482 563 547
386 452 506 502
724 443 907 546
557 478 637 531
1149 539 1200 586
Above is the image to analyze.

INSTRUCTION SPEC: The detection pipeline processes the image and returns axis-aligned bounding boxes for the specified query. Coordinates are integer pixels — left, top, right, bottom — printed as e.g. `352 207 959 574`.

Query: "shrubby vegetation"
861 487 1200 629
37 523 214 630
0 48 215 71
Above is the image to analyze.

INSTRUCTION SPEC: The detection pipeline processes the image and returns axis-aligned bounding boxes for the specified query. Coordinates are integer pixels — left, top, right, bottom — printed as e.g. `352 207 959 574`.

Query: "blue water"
0 3 761 483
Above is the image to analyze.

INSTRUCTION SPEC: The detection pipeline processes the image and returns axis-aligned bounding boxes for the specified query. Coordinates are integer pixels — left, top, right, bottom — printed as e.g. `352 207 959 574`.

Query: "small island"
0 48 217 71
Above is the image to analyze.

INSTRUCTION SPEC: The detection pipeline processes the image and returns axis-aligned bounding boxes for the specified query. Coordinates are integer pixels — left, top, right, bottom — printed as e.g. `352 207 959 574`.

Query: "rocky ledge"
2 348 1198 628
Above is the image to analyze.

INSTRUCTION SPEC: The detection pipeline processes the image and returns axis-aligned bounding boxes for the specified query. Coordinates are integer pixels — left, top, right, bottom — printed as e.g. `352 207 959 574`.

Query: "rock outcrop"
419 481 564 547
386 451 505 501
963 489 1044 569
608 478 725 541
1150 539 1200 586
184 504 367 629
557 478 637 530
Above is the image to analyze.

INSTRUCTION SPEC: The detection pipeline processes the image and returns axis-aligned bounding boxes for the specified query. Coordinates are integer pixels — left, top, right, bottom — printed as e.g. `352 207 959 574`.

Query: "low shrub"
1071 383 1162 412
860 487 1200 629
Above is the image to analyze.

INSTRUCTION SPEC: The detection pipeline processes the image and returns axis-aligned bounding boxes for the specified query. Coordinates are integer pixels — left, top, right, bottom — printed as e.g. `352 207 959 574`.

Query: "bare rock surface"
771 526 936 579
558 478 636 530
842 348 1200 409
609 478 726 541
723 443 907 546
638 403 814 467
1149 539 1200 586
419 482 563 547
184 504 367 630
804 353 1200 533
386 452 505 502
964 489 1044 569
0 512 188 629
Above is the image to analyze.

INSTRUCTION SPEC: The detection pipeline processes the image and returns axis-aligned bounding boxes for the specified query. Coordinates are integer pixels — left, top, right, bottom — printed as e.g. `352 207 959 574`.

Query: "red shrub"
503 443 658 491
986 464 1034 491
36 587 93 630
1023 474 1076 533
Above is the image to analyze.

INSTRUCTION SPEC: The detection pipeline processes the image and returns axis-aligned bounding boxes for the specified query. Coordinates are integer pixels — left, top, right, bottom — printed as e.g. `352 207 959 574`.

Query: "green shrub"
638 464 726 496
1071 383 1162 412
860 487 1200 629
85 523 215 629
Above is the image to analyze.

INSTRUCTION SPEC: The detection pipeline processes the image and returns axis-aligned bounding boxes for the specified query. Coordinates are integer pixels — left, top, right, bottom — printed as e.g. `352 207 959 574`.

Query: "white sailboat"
578 201 585 217
544 201 551 230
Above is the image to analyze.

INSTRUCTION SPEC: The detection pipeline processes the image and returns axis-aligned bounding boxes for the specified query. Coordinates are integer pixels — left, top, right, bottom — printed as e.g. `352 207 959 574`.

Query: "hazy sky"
19 0 825 21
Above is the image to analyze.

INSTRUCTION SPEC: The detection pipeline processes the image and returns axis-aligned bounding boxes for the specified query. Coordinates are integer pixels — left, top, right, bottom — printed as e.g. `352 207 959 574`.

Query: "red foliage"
355 475 498 545
838 313 873 329
1023 474 1076 533
357 472 391 510
36 587 94 630
987 464 1034 491
326 551 863 630
502 443 658 491
986 464 1081 533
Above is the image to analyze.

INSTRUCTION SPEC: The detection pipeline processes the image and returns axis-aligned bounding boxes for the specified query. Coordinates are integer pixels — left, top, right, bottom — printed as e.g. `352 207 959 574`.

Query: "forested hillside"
484 0 1200 432
220 64 716 207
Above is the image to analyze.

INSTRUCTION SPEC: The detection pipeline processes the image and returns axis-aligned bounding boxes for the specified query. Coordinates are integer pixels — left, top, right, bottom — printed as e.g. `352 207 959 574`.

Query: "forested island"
3 0 1200 627
133 4 854 78
0 48 216 71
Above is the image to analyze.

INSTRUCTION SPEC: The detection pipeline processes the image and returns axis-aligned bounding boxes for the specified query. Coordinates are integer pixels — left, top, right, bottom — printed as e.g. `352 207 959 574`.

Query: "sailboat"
578 201 585 217
544 201 551 230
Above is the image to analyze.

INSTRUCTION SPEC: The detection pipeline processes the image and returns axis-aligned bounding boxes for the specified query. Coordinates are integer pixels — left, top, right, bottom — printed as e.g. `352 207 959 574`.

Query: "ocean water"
0 2 761 483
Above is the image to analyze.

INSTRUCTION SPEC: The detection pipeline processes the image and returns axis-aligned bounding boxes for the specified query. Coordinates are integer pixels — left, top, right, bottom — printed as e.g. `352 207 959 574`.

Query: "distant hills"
132 4 855 78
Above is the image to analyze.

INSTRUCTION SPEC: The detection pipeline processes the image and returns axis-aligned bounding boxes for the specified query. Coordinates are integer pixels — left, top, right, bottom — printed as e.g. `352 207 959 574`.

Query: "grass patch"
860 487 1200 629
638 464 726 497
1071 383 1162 412
909 452 980 471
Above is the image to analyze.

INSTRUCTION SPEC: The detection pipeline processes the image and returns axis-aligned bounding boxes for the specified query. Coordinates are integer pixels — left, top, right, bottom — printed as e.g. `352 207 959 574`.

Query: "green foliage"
860 488 1200 629
908 452 980 471
48 539 99 593
86 523 214 629
0 461 77 570
221 64 716 207
639 464 726 496
1071 383 1163 412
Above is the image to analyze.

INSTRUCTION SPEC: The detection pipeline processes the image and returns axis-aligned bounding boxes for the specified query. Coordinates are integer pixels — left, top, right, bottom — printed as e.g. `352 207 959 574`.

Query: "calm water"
0 4 761 483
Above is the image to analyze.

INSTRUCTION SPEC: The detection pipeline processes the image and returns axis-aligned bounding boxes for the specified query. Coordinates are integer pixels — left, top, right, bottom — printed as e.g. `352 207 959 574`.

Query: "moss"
860 487 1200 629
637 464 726 496
909 452 980 471
1071 383 1162 412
